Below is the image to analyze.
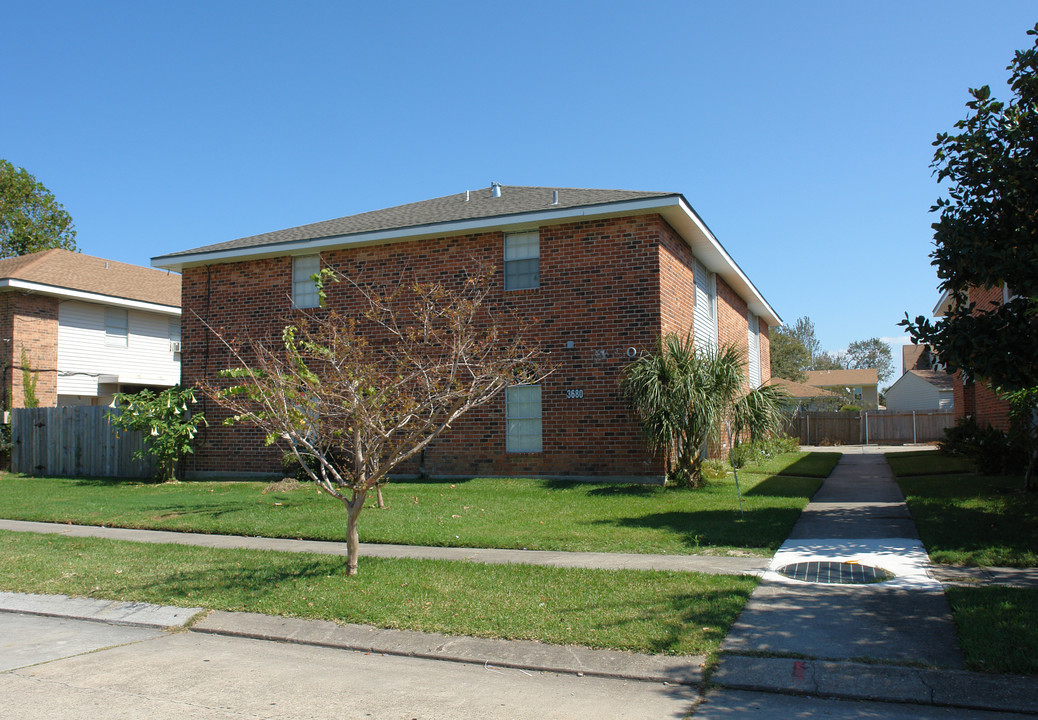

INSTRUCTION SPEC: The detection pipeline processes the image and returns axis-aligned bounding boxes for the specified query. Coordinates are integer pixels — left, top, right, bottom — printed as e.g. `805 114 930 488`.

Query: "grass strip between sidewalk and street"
0 452 831 557
0 530 756 657
946 586 1038 675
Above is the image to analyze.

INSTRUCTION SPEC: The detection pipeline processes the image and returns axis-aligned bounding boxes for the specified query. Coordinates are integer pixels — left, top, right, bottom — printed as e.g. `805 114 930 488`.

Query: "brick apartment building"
153 185 781 482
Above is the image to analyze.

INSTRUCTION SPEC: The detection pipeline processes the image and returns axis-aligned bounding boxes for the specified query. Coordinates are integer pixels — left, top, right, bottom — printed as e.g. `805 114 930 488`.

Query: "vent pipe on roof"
465 190 470 202
491 182 502 198
551 190 559 205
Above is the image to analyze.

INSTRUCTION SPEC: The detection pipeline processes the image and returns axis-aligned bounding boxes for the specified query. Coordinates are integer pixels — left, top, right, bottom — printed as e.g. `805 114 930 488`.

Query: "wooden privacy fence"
11 406 156 478
783 410 956 446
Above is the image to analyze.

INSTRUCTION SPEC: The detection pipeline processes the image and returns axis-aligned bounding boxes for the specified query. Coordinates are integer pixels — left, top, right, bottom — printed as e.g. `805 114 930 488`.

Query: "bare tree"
202 267 549 575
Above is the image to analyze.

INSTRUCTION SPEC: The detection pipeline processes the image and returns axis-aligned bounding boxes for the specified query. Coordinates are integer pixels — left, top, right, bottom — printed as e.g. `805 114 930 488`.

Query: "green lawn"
893 466 1038 567
885 450 975 477
0 453 829 556
739 451 841 478
0 530 756 657
947 586 1038 675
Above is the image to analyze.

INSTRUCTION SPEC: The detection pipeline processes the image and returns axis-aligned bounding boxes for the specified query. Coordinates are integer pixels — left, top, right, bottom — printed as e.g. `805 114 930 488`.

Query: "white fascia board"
0 279 181 316
933 288 954 317
659 198 782 327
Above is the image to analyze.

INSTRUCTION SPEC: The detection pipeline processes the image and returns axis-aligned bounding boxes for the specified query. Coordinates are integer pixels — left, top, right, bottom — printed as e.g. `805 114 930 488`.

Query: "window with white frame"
105 308 128 347
504 231 539 290
747 312 761 388
506 384 542 453
292 255 321 309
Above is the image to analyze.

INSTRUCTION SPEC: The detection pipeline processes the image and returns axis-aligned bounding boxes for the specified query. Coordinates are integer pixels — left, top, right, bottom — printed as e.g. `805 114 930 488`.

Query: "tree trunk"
345 490 366 576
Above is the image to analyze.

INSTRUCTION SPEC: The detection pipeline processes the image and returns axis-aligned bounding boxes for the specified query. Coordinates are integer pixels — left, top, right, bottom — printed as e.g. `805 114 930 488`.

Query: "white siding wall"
57 301 180 397
884 372 951 411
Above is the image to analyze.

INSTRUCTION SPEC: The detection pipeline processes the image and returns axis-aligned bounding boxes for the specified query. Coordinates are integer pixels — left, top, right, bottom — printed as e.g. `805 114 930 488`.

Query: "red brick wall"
0 292 59 407
950 286 1012 431
657 223 696 337
717 277 749 361
182 215 674 479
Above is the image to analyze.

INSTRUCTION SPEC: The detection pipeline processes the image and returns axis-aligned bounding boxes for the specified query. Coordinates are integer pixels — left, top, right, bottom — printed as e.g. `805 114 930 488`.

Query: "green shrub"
939 417 1027 475
108 387 206 481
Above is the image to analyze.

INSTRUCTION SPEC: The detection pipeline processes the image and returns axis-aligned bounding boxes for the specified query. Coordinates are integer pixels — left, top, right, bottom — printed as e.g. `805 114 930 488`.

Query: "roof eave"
0 279 181 315
152 193 781 326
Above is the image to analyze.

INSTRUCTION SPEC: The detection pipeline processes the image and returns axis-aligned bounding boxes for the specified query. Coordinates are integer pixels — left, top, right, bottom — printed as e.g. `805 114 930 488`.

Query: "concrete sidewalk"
714 446 1038 714
0 518 768 576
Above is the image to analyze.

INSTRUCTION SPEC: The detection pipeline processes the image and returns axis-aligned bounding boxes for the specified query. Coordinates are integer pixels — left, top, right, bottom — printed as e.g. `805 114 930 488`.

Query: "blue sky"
3 2 1035 369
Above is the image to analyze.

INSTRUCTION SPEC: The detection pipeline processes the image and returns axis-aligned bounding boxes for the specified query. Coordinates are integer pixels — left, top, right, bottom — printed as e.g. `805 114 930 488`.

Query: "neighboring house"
884 370 955 411
766 376 844 411
153 184 781 482
803 368 879 410
0 249 181 408
934 288 1012 431
884 344 954 412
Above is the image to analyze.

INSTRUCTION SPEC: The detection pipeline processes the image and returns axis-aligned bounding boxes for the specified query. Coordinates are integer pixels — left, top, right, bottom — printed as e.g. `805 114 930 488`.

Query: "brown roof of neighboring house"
804 368 879 387
766 376 844 399
157 185 674 260
0 248 181 308
908 369 955 390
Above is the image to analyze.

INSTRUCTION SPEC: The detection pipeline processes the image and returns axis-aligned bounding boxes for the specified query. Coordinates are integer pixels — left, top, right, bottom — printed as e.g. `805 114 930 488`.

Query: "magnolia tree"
203 268 549 575
903 24 1038 488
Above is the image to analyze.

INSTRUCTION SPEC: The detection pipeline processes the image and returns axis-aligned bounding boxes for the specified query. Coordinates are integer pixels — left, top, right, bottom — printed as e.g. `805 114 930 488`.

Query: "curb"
0 591 204 629
0 591 702 686
712 654 1038 715
190 610 704 686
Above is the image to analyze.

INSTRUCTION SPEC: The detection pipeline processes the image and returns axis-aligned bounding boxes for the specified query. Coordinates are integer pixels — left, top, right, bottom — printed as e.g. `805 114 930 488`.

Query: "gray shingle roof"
161 185 674 259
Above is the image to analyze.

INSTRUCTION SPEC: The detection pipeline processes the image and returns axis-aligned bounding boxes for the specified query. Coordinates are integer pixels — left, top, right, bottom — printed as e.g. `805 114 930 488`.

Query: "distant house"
884 370 954 411
803 368 879 410
0 249 181 408
766 376 844 411
152 184 781 481
884 344 954 412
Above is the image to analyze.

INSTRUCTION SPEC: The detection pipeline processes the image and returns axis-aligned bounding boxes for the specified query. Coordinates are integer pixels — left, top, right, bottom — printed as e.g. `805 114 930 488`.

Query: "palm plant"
621 334 787 488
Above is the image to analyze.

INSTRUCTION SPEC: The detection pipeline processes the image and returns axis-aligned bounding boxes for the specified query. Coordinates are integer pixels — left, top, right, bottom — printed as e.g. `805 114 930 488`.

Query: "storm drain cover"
776 561 895 585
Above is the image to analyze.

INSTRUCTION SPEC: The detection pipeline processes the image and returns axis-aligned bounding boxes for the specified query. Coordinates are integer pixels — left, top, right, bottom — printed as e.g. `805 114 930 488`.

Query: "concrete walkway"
0 518 769 576
712 445 1038 714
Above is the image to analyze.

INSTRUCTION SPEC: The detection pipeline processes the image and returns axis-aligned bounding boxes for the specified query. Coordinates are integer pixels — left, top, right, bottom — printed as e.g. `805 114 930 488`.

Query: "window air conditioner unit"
170 341 182 353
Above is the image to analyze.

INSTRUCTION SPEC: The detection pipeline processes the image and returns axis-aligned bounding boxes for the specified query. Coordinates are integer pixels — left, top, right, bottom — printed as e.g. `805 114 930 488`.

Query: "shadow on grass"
583 484 667 498
593 508 805 551
743 475 823 498
906 498 1038 561
66 476 163 487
